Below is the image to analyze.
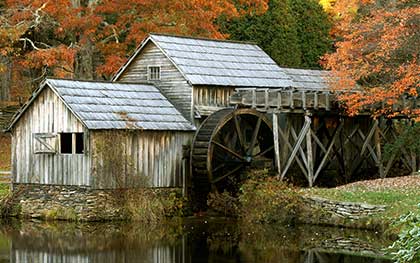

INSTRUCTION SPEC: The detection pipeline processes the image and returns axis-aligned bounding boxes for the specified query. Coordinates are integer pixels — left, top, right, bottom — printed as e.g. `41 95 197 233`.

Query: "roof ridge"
150 33 258 45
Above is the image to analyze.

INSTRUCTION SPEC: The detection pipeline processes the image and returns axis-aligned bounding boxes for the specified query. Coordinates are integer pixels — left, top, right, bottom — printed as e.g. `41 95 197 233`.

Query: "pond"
0 218 393 263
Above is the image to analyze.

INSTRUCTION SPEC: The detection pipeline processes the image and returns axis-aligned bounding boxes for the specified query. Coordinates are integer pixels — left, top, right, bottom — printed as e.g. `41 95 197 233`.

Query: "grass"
0 184 9 198
302 185 420 224
0 134 11 170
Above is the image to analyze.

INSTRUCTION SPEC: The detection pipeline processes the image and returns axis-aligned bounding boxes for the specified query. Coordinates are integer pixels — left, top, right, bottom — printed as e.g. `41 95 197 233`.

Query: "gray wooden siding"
91 130 192 188
193 86 235 117
118 42 193 121
12 87 90 185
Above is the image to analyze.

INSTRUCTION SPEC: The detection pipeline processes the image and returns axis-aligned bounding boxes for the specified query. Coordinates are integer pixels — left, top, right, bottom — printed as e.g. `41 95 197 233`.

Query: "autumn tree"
323 0 419 116
0 0 268 102
219 0 332 68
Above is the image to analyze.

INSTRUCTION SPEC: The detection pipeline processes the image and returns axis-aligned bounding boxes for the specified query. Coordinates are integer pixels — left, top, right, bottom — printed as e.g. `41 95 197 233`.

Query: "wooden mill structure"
190 70 417 202
5 33 416 205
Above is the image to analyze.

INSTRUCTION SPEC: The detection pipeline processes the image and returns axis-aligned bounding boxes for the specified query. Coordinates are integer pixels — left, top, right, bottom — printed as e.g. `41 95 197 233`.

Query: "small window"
60 133 73 154
75 133 84 154
148 66 160 80
60 132 85 154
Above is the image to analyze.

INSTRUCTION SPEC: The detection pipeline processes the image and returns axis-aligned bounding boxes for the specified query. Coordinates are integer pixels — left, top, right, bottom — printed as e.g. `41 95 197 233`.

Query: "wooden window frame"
59 132 85 155
147 66 161 81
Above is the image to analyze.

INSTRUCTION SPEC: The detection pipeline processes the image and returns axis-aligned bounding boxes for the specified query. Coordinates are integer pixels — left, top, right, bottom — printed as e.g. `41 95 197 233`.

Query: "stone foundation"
303 196 386 219
11 184 182 221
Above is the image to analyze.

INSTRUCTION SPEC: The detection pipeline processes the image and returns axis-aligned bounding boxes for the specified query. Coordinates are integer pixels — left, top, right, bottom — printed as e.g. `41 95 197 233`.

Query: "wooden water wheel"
190 108 274 206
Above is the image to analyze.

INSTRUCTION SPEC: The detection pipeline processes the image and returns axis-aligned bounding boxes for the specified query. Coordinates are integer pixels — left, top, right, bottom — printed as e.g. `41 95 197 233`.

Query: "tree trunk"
0 56 11 102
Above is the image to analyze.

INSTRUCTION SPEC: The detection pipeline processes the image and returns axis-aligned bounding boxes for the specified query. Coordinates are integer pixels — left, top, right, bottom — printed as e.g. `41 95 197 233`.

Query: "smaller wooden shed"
7 78 195 189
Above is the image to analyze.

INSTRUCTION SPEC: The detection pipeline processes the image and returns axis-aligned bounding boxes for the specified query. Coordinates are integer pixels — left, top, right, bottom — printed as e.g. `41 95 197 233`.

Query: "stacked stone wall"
11 184 181 221
303 196 386 219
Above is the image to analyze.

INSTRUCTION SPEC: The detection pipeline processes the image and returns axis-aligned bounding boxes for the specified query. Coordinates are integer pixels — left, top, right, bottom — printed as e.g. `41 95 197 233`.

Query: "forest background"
0 0 418 116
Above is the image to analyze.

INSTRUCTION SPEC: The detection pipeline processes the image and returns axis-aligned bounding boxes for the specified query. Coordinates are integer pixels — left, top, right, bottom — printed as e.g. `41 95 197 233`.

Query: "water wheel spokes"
191 108 274 205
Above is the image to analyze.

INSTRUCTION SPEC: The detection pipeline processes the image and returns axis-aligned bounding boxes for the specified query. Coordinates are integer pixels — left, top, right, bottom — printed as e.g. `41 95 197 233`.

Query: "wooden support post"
314 92 319 110
289 90 294 109
273 113 281 179
277 91 283 110
302 91 306 110
325 92 330 111
251 89 256 108
264 89 269 110
374 120 385 178
306 114 314 186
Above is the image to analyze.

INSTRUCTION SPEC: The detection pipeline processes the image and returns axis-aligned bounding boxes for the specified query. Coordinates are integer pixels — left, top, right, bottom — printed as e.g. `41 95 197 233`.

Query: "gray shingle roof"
8 79 195 131
282 68 331 91
114 34 295 88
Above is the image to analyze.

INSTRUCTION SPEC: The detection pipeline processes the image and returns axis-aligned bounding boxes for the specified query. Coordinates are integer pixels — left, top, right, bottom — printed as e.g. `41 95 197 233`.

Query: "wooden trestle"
230 88 416 186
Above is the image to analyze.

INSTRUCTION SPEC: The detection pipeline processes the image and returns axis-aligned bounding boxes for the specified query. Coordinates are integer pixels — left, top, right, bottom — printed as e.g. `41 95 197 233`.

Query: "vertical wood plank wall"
118 42 194 121
12 87 90 185
91 131 193 188
192 86 235 115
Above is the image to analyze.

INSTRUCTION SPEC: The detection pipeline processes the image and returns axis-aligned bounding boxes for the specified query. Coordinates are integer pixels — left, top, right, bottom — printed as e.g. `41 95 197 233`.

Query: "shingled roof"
113 33 295 88
282 68 331 91
8 79 195 131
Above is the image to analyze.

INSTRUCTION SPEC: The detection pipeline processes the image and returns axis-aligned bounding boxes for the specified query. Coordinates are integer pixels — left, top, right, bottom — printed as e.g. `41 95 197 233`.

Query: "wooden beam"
273 113 281 179
306 115 314 186
313 122 343 182
278 125 308 178
360 120 378 157
280 117 311 180
374 122 385 178
290 126 309 168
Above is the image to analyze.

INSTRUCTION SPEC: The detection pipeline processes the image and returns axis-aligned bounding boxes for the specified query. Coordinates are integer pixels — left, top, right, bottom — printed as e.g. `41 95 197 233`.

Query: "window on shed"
75 133 84 154
60 133 73 154
59 132 85 154
148 66 161 80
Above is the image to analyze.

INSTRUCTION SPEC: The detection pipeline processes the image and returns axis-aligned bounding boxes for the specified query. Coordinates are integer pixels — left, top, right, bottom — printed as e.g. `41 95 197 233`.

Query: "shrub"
239 170 303 224
207 191 239 217
123 189 166 223
45 207 78 221
161 191 190 217
389 204 420 263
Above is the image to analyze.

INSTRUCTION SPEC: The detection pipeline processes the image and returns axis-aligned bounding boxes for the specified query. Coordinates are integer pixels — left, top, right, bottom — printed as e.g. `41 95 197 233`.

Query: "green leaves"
389 205 420 263
220 0 332 69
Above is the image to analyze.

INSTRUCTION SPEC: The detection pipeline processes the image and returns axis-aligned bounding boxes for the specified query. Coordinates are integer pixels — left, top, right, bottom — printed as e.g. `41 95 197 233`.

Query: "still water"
0 218 393 263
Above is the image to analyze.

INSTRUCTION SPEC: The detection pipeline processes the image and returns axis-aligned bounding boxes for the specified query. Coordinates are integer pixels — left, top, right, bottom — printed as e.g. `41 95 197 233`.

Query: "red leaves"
323 0 420 117
1 0 269 84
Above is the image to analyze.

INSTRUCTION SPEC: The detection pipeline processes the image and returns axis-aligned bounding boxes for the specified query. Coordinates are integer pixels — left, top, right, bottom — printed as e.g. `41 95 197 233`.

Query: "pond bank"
1 174 419 236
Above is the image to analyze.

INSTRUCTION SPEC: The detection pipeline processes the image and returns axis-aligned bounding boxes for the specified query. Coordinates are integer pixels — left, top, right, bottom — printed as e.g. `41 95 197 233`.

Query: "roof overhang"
5 79 88 132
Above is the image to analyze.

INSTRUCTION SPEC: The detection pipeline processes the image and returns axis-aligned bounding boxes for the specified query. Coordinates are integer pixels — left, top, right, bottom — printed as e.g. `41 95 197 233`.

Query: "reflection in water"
0 219 392 263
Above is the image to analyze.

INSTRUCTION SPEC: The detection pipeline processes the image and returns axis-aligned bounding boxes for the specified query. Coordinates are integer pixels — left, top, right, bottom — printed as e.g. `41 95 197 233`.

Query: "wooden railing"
230 88 337 112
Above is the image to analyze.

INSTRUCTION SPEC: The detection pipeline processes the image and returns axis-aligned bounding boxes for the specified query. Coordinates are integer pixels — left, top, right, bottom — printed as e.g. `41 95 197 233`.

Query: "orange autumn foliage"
323 0 420 117
0 0 268 100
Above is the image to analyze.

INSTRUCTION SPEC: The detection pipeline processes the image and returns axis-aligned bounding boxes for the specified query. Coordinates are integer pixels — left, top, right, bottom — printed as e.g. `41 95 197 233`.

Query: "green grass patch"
302 186 420 223
0 184 9 198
